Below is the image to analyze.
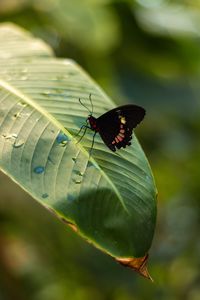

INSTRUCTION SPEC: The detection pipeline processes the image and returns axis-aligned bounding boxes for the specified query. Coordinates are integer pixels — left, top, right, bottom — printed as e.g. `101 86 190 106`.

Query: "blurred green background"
1 0 200 299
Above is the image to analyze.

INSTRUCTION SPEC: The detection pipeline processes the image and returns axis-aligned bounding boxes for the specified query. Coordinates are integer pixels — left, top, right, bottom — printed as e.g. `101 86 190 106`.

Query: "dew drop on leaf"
41 91 51 97
75 179 82 184
13 112 21 118
34 166 45 174
18 102 27 107
56 133 69 145
13 139 24 148
42 193 49 199
3 133 18 139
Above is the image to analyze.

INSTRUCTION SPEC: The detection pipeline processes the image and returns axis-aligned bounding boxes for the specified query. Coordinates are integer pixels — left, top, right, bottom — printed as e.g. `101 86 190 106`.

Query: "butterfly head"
87 115 98 132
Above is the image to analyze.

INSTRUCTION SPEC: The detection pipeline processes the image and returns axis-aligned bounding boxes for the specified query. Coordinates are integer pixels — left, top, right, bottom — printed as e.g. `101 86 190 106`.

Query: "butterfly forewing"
96 105 145 152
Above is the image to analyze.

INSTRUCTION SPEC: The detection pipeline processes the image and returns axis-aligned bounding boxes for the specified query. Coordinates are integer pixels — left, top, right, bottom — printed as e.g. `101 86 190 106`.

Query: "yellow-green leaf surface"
0 23 157 271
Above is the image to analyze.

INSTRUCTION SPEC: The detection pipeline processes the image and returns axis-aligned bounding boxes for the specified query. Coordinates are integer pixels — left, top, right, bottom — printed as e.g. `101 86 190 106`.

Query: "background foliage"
0 0 200 299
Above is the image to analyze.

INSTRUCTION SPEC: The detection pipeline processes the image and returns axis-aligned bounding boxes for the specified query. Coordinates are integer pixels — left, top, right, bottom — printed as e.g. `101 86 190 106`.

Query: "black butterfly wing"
96 104 145 152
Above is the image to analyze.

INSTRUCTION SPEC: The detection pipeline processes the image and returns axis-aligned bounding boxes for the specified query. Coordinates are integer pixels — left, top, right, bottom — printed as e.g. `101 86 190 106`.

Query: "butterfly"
76 94 145 152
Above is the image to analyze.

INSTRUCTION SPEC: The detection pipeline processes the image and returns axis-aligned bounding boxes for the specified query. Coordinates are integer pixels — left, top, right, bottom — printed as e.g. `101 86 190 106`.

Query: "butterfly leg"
89 132 97 157
74 124 87 137
75 125 90 144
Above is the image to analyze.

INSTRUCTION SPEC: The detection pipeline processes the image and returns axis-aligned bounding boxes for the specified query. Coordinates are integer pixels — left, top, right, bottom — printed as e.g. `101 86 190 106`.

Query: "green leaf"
0 23 157 278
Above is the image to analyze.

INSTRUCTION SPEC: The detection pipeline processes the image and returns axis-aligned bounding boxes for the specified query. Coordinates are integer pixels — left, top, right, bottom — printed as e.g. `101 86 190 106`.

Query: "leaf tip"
115 253 153 282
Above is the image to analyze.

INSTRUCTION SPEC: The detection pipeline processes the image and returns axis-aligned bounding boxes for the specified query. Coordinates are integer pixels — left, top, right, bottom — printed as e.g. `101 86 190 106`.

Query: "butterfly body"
88 115 99 132
86 104 145 152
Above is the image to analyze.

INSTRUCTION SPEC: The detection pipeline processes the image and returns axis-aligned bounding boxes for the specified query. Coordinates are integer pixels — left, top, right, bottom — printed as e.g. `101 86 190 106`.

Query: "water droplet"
13 139 24 148
34 166 45 174
74 170 84 176
56 133 69 145
3 133 18 139
41 91 51 96
14 112 20 118
42 193 49 199
75 179 81 184
18 102 27 107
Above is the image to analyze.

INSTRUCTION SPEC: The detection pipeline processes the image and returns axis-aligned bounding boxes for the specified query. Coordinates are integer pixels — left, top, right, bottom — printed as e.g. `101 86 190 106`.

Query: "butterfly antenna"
79 98 92 114
89 93 94 115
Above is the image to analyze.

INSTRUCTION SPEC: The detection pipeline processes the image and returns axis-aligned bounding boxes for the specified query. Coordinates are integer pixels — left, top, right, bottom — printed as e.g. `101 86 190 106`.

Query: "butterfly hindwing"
96 104 145 152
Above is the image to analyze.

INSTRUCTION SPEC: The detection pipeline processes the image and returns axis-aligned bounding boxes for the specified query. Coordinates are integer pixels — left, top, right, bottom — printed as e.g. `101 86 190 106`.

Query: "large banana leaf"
0 23 157 279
